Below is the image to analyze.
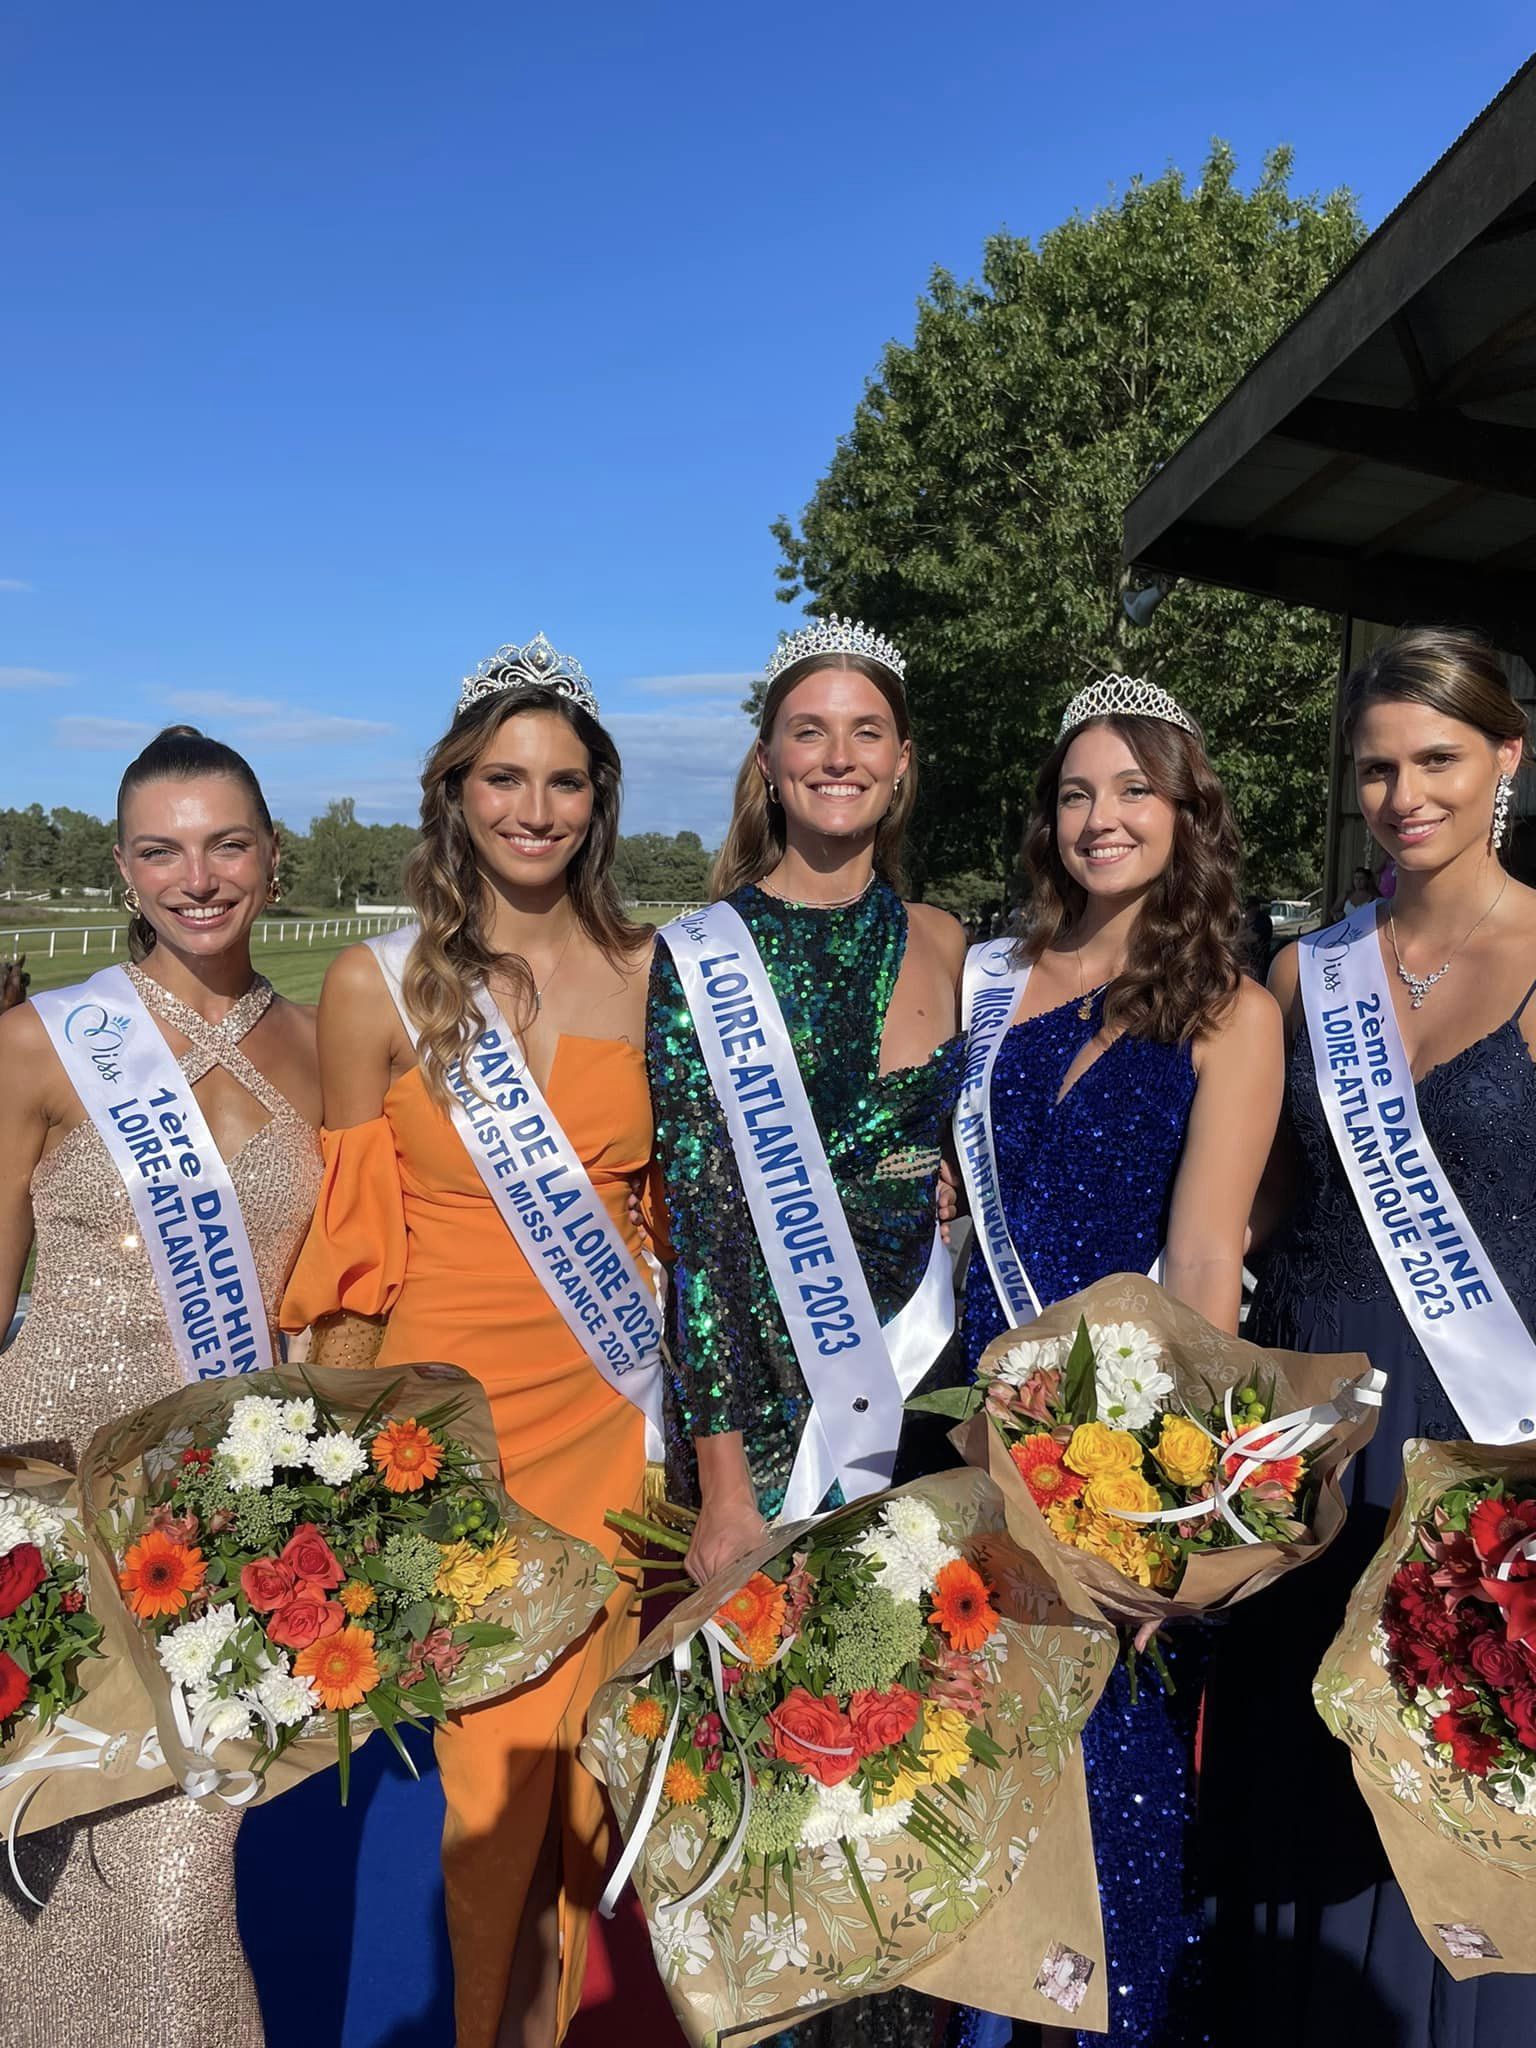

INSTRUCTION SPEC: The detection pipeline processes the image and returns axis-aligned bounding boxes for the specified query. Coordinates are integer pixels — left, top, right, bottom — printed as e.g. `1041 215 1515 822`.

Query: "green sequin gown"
647 878 967 1517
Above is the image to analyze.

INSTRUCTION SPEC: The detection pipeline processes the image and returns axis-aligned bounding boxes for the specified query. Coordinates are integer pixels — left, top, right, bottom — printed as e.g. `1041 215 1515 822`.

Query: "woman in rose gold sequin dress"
0 727 321 2048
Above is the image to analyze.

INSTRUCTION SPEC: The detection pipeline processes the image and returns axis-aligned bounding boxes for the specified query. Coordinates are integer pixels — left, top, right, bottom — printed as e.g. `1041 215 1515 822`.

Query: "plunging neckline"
1005 992 1129 1113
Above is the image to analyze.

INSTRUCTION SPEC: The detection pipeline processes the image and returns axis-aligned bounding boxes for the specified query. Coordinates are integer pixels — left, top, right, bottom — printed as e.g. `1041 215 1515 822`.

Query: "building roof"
1122 57 1536 656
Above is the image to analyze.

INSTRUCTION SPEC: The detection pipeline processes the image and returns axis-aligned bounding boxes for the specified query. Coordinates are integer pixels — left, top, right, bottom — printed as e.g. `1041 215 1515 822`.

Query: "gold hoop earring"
122 885 141 914
766 780 780 807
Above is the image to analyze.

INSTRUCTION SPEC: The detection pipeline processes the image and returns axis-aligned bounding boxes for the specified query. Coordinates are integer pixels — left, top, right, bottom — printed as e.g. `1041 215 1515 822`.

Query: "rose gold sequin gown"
0 968 321 2048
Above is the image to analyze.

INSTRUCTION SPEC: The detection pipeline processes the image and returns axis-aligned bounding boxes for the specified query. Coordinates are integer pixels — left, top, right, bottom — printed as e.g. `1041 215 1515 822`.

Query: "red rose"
0 1650 28 1720
1471 1634 1527 1693
1507 1687 1536 1750
848 1686 922 1758
240 1558 298 1612
768 1688 859 1786
280 1524 345 1591
1431 1708 1500 1777
266 1584 346 1649
0 1543 45 1620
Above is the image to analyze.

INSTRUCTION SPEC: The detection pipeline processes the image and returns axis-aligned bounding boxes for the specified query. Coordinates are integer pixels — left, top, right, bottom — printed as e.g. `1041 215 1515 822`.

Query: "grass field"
11 907 699 1004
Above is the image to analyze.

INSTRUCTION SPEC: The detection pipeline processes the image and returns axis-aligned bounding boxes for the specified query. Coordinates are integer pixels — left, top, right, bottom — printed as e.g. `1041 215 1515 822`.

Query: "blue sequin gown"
1201 985 1536 2048
953 990 1208 2048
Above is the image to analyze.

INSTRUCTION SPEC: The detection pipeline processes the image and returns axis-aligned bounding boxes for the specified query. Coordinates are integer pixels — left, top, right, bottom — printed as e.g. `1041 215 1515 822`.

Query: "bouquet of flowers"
1315 1438 1536 1977
919 1274 1382 1634
0 1472 101 1745
82 1361 616 1805
584 1467 1117 2043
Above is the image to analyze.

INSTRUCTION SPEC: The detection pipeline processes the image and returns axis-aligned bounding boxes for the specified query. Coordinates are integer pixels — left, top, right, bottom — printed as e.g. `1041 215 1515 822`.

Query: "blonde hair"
709 653 917 899
401 687 645 1106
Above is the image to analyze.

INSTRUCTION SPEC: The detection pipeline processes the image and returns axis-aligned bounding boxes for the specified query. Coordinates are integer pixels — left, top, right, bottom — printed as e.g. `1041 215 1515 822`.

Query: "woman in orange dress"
280 635 660 2048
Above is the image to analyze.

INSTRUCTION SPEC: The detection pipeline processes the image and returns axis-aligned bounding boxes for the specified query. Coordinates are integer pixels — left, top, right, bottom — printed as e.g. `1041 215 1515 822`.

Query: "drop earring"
1493 773 1514 852
122 885 141 914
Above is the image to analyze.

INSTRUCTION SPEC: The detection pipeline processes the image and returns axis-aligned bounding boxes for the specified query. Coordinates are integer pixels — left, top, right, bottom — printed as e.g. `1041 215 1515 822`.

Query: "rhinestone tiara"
457 631 599 717
1058 674 1196 740
764 615 907 690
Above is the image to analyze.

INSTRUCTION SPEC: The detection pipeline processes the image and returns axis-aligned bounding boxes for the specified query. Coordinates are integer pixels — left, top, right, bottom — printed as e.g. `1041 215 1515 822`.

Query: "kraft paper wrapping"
582 1466 1116 2045
1315 1437 1536 1979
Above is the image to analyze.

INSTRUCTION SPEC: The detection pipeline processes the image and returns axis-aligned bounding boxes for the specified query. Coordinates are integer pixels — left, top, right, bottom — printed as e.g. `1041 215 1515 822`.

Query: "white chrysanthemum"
201 1697 256 1746
855 1514 960 1604
271 1431 311 1468
1091 1322 1174 1429
798 1779 863 1850
0 1507 31 1557
991 1336 1065 1388
221 1443 275 1492
158 1603 243 1688
879 1496 943 1548
222 1396 284 1446
307 1433 369 1485
0 1491 69 1561
278 1398 317 1437
256 1665 320 1728
850 1797 912 1841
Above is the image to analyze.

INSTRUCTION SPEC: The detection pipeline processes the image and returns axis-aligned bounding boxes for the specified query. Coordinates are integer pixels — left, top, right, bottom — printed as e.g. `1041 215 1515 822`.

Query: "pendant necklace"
1074 948 1110 1023
1389 876 1508 1010
531 918 577 1014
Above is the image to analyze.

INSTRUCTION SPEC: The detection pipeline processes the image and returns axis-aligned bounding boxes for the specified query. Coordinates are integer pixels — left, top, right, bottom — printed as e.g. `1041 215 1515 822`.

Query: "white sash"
954 939 1164 1328
1298 906 1536 1443
32 968 269 1381
660 901 955 1521
369 930 664 1460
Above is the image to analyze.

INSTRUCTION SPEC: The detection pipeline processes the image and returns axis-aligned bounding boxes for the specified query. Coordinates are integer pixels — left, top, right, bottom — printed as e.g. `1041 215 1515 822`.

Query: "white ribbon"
1494 1531 1536 1583
369 929 665 1461
954 940 1164 1327
31 968 270 1382
1105 1367 1387 1544
1299 907 1536 1444
662 902 955 1517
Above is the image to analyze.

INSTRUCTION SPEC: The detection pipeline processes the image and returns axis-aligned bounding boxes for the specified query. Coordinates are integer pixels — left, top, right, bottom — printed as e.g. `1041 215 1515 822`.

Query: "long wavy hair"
1018 712 1244 1044
402 686 644 1105
116 725 274 962
710 652 917 899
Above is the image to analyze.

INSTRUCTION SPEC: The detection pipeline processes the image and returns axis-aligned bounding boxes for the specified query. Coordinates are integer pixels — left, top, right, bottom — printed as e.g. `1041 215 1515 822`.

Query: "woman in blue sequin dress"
1202 629 1536 2048
950 683 1282 2048
646 622 966 2047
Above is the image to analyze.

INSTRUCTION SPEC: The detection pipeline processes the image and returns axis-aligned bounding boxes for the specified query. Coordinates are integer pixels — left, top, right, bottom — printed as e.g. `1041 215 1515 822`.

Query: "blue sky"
2 2 1530 844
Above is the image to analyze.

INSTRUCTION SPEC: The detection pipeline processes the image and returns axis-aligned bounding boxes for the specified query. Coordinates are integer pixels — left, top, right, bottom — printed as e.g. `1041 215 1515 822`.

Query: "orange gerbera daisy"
1009 1435 1085 1509
295 1625 380 1709
371 1418 443 1493
929 1558 999 1653
714 1571 787 1667
1221 1432 1304 1499
625 1696 667 1741
663 1758 706 1805
119 1528 206 1620
339 1580 376 1617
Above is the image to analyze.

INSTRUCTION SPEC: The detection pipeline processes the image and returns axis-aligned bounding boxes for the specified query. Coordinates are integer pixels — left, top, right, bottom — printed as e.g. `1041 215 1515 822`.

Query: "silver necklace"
1389 878 1508 1009
530 918 577 1013
758 871 877 911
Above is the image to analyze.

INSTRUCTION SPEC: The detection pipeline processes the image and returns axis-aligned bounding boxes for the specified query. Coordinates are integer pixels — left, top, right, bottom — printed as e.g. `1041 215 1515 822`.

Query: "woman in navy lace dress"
1203 629 1536 2048
950 679 1282 2048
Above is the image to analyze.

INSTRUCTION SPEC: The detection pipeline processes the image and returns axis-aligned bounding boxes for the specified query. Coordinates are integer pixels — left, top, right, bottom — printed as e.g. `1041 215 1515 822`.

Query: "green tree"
297 798 368 907
771 144 1364 897
0 805 59 894
49 807 117 892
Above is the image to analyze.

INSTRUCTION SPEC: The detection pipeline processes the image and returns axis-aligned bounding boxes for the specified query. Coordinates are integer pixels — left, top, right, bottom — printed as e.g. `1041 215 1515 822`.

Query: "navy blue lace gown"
1201 982 1536 2048
953 992 1210 2048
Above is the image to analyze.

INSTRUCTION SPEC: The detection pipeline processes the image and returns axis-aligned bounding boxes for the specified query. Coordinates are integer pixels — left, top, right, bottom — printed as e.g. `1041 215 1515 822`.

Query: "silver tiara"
764 615 907 688
1058 674 1196 739
457 632 599 717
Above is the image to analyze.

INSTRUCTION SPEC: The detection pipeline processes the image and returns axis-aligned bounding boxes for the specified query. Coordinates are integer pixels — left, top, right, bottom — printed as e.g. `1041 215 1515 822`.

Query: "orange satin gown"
280 1039 651 2048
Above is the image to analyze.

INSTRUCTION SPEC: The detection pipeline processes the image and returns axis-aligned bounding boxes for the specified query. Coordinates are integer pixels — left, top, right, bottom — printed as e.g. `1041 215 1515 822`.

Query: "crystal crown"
764 615 908 689
1058 674 1196 740
457 632 599 717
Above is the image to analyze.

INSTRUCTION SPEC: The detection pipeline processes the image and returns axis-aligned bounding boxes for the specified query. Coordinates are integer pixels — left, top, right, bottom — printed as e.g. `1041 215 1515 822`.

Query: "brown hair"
1341 627 1531 756
115 725 274 961
1018 713 1244 1044
710 653 917 899
402 686 645 1106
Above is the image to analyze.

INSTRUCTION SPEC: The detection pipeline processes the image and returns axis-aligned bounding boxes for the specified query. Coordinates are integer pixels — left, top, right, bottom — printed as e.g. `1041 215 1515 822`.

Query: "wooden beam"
1271 396 1536 499
1359 482 1487 558
1242 452 1361 538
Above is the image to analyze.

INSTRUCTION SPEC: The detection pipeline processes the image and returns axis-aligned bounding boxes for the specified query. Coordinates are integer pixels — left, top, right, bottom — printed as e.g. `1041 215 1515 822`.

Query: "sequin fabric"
0 965 320 2048
952 993 1206 2048
647 878 965 1509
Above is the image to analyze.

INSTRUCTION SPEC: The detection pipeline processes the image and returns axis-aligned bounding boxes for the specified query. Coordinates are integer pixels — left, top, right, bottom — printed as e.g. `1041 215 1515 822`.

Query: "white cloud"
0 666 71 689
160 690 393 746
606 709 753 841
0 579 32 594
54 714 154 751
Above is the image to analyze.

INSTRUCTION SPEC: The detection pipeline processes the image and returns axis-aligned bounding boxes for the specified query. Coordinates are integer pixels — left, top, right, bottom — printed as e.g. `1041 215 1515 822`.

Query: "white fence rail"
1 914 412 961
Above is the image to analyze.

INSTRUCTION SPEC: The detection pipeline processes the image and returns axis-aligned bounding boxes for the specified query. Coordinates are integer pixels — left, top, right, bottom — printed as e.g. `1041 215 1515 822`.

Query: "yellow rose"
1063 1421 1144 1479
1152 1414 1216 1490
1082 1470 1162 1519
919 1705 973 1786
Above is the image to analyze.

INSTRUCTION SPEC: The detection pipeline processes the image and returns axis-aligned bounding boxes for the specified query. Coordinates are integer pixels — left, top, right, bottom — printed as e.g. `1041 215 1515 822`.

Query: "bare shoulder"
322 941 389 1006
1266 939 1302 1017
1196 974 1283 1076
905 901 968 973
0 998 54 1081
